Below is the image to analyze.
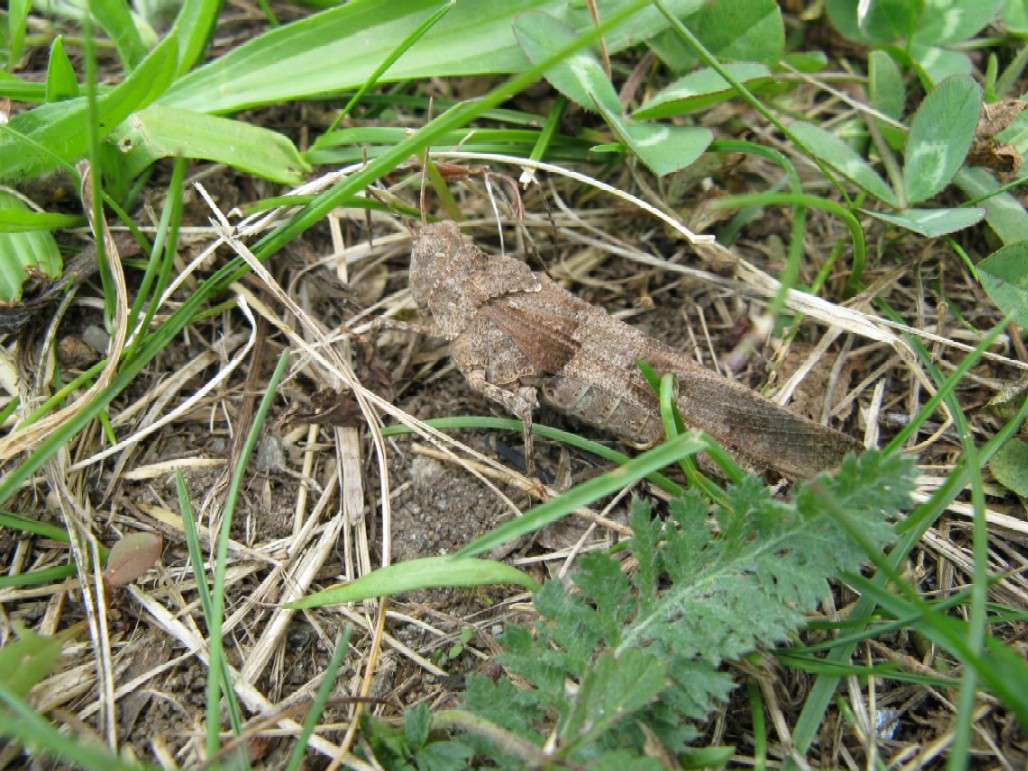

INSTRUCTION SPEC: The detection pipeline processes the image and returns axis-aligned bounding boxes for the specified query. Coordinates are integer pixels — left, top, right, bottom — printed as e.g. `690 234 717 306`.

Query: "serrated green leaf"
789 120 897 205
514 11 620 113
109 103 310 185
989 438 1028 497
599 107 712 176
903 75 981 203
0 32 177 179
564 650 668 746
864 206 986 237
978 241 1028 326
286 556 540 608
633 63 771 119
404 703 432 747
0 191 63 302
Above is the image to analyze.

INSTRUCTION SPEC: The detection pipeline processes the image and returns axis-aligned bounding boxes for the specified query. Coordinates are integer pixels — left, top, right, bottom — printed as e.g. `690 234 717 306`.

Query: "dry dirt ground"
1 9 1027 770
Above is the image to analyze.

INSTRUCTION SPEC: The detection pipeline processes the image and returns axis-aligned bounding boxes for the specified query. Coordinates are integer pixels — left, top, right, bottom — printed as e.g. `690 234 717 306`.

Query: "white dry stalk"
66 305 257 472
126 585 353 763
0 178 130 462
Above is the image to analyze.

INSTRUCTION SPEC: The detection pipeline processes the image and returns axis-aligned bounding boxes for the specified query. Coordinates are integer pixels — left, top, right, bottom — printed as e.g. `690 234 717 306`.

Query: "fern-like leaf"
457 449 915 763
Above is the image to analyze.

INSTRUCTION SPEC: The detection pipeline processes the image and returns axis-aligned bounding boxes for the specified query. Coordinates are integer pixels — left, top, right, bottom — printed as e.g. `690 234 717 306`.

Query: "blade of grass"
175 470 244 741
707 191 867 294
283 629 354 771
90 0 147 70
380 415 685 498
328 0 455 130
205 348 290 756
786 317 1026 762
457 432 708 558
0 681 153 771
169 0 222 76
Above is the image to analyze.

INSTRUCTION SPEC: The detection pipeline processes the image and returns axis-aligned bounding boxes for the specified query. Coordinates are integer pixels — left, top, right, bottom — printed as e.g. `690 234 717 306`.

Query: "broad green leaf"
514 11 620 113
864 207 985 237
0 71 46 102
633 63 771 119
909 42 973 83
825 0 915 43
989 438 1028 497
789 120 897 206
159 0 705 115
685 0 784 66
781 50 828 73
0 626 65 700
903 75 981 204
0 33 178 179
910 0 1004 45
954 168 1028 245
110 104 310 185
869 50 904 120
868 50 906 150
0 191 63 303
0 208 83 233
600 106 712 176
44 36 78 102
1005 0 1028 33
91 0 148 70
828 0 1001 46
978 241 1028 326
287 557 540 607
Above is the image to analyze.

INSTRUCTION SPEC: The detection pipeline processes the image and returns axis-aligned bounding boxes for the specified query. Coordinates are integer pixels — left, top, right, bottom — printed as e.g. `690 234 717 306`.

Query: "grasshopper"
409 221 862 479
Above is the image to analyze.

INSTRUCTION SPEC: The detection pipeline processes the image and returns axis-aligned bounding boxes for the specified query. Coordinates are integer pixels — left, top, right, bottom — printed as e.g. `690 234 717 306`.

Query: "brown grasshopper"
409 221 863 479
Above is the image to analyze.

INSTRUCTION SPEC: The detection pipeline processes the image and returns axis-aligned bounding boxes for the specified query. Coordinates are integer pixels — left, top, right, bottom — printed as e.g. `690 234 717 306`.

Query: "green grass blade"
90 0 148 70
289 557 540 607
5 0 30 70
283 629 354 771
45 36 79 101
205 349 290 755
159 0 706 114
329 0 455 129
457 432 708 558
0 33 178 179
0 680 154 771
169 0 222 75
111 103 309 184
